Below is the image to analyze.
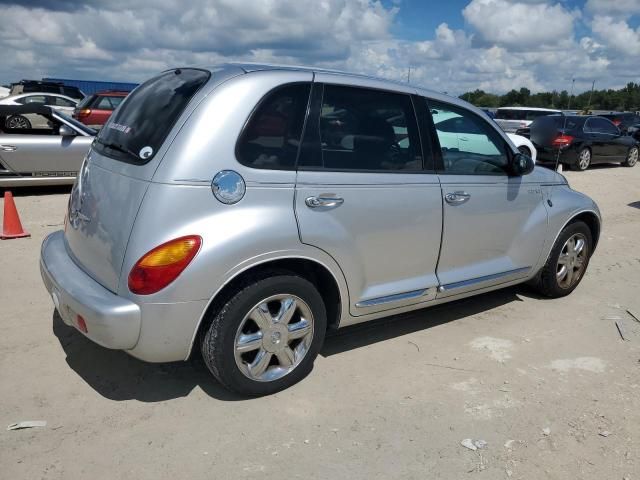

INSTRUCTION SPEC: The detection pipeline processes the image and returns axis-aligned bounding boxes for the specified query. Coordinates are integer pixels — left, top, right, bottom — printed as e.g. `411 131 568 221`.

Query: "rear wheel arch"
189 257 344 360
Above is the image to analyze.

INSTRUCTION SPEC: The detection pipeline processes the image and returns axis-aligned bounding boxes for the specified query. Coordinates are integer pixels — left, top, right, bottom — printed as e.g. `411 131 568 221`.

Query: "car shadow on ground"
52 311 246 403
2 185 72 197
629 201 640 210
321 286 533 356
52 286 540 402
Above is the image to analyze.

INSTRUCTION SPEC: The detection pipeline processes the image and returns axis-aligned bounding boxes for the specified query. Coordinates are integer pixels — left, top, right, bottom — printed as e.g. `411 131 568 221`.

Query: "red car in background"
72 90 128 129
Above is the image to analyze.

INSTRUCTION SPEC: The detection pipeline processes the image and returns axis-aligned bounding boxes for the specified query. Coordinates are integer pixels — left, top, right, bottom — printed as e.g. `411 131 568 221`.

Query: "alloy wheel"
628 147 638 166
556 233 588 289
7 115 29 129
578 149 591 170
234 294 314 382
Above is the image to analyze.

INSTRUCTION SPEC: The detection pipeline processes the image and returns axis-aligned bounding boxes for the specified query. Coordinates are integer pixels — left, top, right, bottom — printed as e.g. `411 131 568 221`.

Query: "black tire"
622 146 638 167
531 221 592 298
5 115 31 129
518 146 532 157
201 273 327 396
572 147 591 171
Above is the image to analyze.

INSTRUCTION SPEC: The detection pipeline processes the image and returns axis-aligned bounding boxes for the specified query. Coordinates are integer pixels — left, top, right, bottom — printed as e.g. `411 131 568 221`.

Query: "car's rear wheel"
531 221 592 298
201 273 326 396
5 115 31 129
622 146 638 167
572 148 591 171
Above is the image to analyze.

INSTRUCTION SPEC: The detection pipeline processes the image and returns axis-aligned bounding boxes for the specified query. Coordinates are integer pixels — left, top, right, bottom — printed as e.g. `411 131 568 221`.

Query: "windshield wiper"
95 138 139 158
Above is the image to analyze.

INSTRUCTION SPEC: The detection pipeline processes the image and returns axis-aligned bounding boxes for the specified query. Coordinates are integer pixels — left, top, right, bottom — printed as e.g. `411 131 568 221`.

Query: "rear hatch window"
93 68 210 164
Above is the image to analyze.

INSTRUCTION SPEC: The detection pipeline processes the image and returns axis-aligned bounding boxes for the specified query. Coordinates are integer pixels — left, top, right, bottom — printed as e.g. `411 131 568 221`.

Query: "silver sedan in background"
0 105 94 187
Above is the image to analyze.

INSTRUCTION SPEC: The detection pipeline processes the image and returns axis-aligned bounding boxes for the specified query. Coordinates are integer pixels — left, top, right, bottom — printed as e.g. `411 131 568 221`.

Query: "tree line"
459 82 640 112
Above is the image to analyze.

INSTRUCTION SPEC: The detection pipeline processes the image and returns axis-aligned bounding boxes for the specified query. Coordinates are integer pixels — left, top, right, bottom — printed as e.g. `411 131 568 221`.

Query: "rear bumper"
536 146 578 165
40 230 141 350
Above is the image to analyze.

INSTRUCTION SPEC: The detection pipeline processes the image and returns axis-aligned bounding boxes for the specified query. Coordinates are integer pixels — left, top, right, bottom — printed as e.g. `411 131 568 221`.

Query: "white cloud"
462 0 578 49
586 0 640 17
591 15 640 56
0 0 637 95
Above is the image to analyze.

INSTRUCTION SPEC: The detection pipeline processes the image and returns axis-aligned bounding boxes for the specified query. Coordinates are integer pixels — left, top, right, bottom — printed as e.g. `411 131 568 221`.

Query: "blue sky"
0 0 639 94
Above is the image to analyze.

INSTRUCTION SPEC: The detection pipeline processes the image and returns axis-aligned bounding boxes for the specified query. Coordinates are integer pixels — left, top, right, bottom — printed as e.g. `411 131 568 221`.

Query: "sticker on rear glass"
108 123 131 134
139 146 153 159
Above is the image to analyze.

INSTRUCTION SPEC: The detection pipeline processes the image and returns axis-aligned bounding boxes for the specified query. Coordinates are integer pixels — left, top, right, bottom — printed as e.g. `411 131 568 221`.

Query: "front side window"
236 83 310 170
430 100 509 175
316 85 422 171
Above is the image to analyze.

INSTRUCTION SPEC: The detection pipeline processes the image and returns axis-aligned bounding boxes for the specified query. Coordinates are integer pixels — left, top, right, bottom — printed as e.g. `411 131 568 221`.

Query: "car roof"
0 104 53 116
497 106 561 112
94 90 129 96
7 92 76 101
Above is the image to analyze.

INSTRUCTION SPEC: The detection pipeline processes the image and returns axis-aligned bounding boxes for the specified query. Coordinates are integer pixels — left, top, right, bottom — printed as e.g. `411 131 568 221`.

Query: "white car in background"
0 93 78 129
494 107 561 133
433 109 537 162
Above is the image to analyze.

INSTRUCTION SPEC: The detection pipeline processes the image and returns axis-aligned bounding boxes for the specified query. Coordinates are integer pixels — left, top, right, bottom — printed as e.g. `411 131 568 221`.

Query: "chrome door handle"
305 196 344 209
0 145 17 152
444 191 471 205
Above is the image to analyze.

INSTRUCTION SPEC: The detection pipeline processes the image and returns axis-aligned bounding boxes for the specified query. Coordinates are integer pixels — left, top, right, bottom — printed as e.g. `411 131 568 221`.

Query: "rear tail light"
612 119 621 126
552 134 574 147
76 109 91 118
128 235 202 295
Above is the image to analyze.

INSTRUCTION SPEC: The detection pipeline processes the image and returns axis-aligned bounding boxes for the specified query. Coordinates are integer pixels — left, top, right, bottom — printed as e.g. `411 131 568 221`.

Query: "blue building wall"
43 78 139 96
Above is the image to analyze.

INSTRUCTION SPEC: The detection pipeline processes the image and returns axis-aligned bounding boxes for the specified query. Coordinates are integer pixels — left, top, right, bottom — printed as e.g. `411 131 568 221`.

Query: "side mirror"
511 152 534 176
59 124 76 137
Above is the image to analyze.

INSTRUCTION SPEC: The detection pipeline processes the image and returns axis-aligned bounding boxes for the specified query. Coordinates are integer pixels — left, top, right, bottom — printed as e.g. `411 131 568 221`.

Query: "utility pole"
567 78 575 111
407 66 411 84
587 80 595 113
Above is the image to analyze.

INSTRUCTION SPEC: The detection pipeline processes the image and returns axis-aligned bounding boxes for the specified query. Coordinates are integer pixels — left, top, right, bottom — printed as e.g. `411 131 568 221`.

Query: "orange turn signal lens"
128 235 202 295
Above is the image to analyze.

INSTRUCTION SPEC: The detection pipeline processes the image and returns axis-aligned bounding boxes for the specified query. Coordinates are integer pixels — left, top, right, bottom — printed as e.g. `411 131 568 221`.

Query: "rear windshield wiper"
95 138 139 159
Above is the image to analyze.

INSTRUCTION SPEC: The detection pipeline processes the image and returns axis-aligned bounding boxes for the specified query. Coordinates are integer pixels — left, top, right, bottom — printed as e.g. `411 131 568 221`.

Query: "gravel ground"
1 165 639 480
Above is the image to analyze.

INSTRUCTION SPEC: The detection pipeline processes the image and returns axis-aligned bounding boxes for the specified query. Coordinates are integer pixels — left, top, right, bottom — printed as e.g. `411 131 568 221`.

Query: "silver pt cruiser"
40 64 601 395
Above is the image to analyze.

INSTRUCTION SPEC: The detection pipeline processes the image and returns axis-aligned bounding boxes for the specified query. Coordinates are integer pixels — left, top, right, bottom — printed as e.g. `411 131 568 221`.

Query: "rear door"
426 98 548 297
294 79 443 316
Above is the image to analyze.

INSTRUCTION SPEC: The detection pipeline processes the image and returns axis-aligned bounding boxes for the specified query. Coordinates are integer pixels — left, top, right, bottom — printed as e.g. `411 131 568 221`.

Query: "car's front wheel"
5 115 31 129
622 146 638 167
531 221 592 298
201 273 327 395
573 147 591 171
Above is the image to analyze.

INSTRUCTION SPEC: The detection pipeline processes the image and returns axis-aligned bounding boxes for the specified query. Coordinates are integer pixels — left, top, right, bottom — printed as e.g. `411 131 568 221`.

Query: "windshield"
54 110 96 135
93 68 210 164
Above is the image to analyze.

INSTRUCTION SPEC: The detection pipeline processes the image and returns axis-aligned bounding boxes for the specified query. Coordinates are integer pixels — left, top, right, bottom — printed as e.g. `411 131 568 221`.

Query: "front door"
295 80 443 316
427 98 548 297
0 113 90 175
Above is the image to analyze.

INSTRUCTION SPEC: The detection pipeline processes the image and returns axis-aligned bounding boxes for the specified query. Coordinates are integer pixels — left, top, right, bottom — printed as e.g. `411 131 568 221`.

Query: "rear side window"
96 96 124 110
94 68 210 164
236 83 311 169
585 117 618 135
315 85 422 171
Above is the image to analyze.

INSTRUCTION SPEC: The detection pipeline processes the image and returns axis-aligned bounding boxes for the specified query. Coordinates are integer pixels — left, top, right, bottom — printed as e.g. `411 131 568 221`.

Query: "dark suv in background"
10 80 84 101
530 115 639 171
72 90 128 129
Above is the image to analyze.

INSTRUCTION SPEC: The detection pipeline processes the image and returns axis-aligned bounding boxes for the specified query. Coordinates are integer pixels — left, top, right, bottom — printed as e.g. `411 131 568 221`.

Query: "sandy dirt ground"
1 165 639 480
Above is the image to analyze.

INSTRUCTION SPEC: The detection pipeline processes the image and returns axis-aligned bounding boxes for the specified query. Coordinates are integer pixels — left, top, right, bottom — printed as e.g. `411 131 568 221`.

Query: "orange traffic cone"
1 191 30 239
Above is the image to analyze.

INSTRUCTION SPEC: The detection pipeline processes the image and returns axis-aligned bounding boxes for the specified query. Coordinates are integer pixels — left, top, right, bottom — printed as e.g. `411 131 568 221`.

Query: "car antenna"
555 78 575 172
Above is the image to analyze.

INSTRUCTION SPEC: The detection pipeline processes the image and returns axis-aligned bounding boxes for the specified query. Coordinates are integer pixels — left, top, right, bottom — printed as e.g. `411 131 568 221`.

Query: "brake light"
76 109 91 118
552 134 574 147
612 119 621 126
128 235 202 295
